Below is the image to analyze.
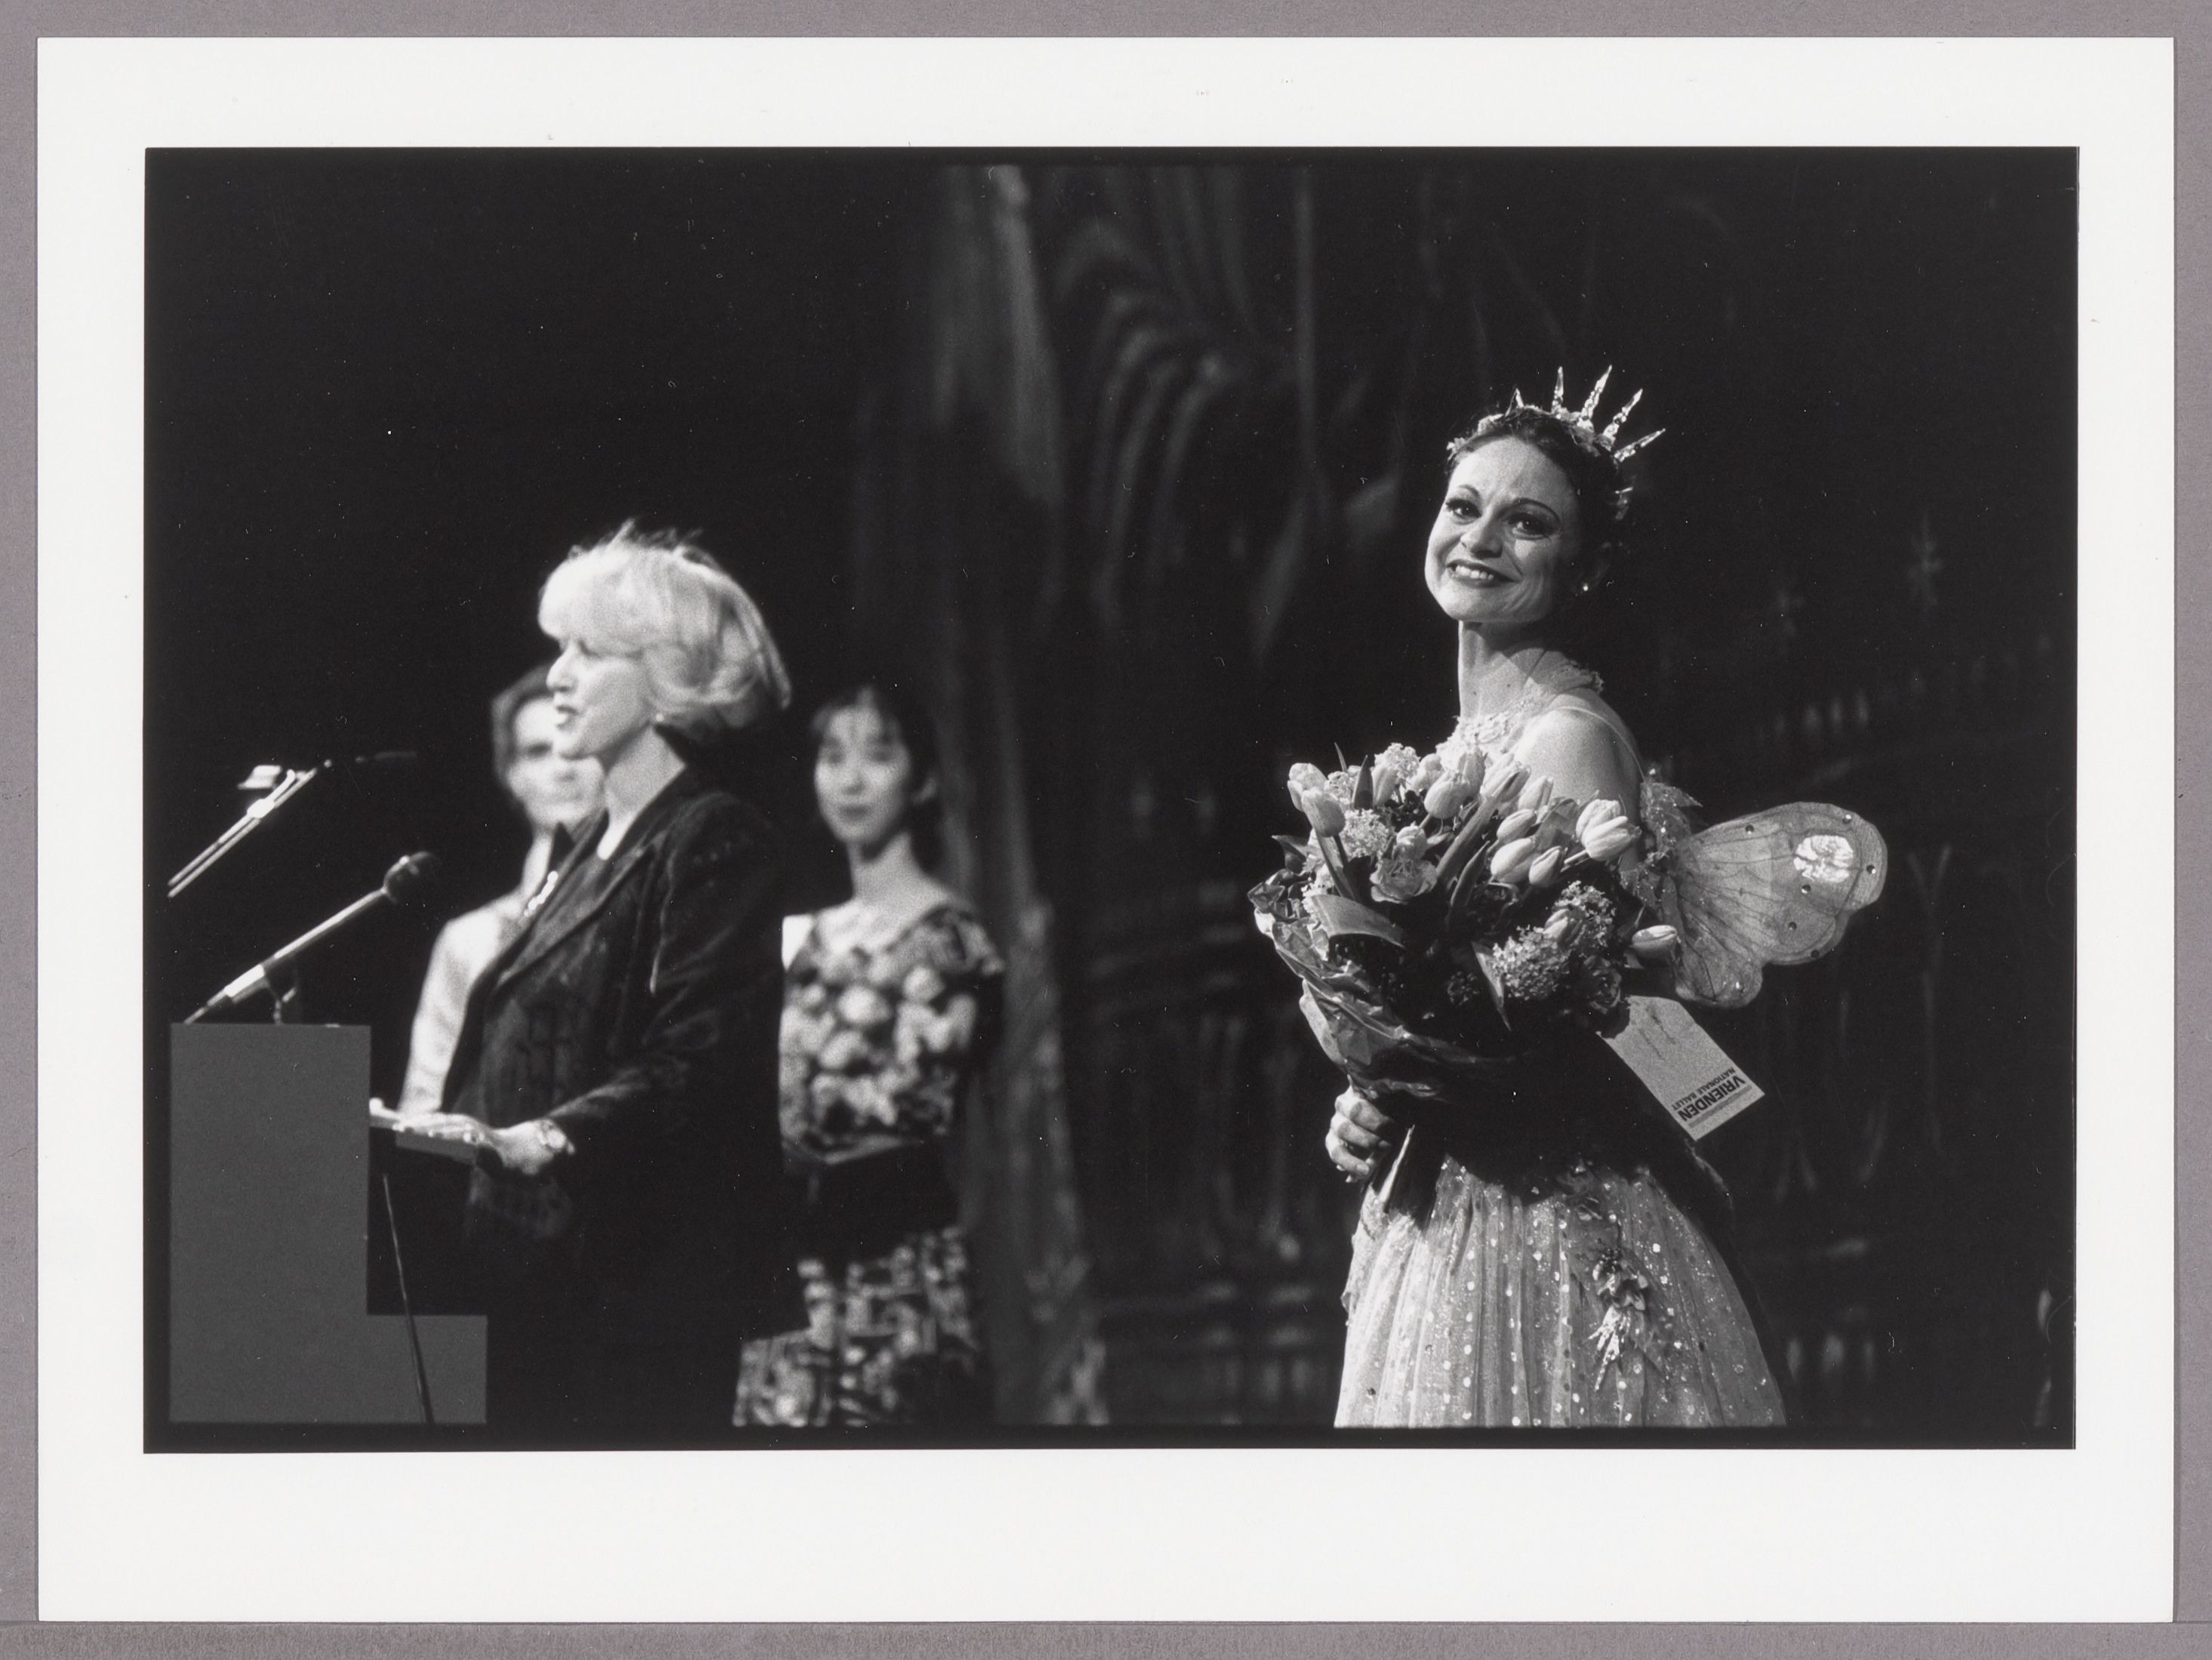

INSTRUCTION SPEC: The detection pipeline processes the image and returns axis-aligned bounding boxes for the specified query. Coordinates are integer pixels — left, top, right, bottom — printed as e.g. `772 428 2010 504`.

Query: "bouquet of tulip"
1251 738 1678 1111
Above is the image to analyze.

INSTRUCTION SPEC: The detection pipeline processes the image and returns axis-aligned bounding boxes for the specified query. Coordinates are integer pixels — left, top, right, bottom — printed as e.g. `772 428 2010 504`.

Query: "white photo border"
36 35 2174 1622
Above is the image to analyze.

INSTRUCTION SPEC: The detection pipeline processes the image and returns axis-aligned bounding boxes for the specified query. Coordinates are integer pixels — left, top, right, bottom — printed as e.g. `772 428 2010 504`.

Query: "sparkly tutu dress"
1335 655 1784 1428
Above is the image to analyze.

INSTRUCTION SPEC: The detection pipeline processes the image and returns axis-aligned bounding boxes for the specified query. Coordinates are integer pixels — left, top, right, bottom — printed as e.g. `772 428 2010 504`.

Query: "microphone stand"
183 852 441 1024
168 763 325 901
183 887 389 1024
379 1170 436 1426
263 959 302 1024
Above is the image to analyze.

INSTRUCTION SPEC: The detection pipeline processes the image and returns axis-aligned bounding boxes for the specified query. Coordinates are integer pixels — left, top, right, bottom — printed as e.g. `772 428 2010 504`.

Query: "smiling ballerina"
1324 376 1786 1429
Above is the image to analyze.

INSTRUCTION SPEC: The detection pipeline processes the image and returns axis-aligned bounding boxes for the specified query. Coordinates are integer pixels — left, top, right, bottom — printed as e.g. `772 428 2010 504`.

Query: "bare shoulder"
907 873 963 916
1514 690 1641 812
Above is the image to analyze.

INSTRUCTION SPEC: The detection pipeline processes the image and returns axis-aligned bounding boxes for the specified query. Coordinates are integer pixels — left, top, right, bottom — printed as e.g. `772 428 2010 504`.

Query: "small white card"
1601 992 1765 1139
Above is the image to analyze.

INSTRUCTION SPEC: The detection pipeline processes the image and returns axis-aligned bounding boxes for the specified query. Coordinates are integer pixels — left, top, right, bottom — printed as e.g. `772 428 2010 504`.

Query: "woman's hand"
402 1113 568 1178
1324 1087 1406 1183
481 1121 567 1178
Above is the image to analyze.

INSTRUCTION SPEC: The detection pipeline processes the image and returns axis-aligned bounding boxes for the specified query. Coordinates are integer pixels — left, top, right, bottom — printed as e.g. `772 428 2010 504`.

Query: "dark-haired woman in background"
734 684 1003 1427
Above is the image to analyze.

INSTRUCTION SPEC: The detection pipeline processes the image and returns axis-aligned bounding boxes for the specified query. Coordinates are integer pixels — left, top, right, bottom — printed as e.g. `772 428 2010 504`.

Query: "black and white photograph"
145 143 2073 1449
35 33 2172 1624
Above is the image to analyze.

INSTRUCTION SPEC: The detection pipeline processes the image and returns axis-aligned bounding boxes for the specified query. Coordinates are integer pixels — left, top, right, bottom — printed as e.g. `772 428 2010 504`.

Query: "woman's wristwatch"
527 1119 574 1160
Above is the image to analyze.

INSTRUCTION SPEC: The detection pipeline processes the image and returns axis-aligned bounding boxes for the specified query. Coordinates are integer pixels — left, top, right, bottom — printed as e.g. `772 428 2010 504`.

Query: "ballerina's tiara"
1455 368 1665 467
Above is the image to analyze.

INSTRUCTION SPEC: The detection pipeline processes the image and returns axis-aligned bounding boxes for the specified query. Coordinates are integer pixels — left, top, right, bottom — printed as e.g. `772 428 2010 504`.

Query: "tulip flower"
1480 762 1527 808
1493 807 1538 845
1288 762 1328 812
1577 801 1626 833
1516 773 1555 812
1543 910 1579 944
1527 846 1565 887
1392 824 1430 859
1454 747 1487 791
1575 797 1634 856
1629 925 1679 957
1424 776 1472 821
1490 836 1537 882
1302 790 1346 837
1576 798 1622 841
1406 753 1444 796
1371 755 1404 805
1582 821 1636 863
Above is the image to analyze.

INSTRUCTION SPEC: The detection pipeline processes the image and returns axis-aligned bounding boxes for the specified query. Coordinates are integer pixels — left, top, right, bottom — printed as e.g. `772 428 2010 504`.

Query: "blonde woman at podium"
405 523 803 1443
389 661 601 1119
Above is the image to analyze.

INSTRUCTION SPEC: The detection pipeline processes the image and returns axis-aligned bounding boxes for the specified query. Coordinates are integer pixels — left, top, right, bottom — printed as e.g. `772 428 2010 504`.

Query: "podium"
168 1024 486 1424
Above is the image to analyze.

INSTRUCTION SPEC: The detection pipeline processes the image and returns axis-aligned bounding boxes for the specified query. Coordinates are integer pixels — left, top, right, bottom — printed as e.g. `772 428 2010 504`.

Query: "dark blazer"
441 767 799 1344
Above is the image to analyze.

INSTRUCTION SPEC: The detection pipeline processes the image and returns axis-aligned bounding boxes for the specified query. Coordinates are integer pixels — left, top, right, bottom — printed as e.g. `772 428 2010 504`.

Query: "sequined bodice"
1448 646 1603 764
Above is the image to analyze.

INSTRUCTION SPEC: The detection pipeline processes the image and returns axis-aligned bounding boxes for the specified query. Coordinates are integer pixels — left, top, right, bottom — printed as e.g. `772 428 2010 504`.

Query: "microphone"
171 752 420 900
239 753 414 792
185 852 443 1023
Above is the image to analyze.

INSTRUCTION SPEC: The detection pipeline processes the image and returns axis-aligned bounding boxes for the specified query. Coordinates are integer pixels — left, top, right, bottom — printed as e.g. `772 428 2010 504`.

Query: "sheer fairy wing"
1657 803 1887 1008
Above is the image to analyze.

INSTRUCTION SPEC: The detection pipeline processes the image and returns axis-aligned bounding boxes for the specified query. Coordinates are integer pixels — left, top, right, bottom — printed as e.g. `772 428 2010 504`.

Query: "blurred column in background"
847 165 1106 1424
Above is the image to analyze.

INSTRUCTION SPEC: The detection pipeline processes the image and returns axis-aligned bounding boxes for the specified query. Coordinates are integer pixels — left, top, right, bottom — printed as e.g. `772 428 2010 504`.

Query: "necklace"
520 866 562 919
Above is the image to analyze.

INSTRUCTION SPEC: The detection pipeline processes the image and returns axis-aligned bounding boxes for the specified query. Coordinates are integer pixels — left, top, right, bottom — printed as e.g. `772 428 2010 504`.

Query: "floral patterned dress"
1336 649 1786 1428
734 900 1004 1427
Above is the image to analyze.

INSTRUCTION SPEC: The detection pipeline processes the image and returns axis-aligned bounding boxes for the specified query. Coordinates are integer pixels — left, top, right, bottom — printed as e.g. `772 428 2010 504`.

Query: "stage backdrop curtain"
845 165 1106 1424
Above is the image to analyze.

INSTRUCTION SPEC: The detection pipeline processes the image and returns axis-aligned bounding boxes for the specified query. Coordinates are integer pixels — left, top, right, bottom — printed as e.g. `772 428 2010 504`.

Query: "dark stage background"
146 149 2075 1438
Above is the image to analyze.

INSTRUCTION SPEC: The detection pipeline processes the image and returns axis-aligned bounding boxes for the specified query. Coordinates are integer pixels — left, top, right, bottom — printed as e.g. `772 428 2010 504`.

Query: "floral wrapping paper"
735 902 1005 1427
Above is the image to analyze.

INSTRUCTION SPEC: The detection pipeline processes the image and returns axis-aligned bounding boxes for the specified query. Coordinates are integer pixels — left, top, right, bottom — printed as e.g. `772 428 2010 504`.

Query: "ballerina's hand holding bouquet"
1251 373 1887 1428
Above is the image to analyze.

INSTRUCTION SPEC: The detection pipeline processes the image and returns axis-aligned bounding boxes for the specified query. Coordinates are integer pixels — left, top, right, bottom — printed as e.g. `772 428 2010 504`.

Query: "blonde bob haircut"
538 522 792 737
